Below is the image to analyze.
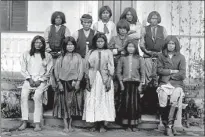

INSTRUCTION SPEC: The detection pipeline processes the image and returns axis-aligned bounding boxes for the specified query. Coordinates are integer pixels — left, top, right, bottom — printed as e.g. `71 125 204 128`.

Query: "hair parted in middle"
61 36 77 56
147 11 161 24
120 7 138 24
92 32 108 50
124 39 140 56
30 35 46 59
98 5 112 19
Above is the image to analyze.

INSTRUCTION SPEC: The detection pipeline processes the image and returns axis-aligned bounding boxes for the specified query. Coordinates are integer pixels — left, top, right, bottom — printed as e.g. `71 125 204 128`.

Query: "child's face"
101 10 110 21
34 39 43 50
167 40 176 52
96 38 105 49
66 41 75 52
118 28 128 36
82 20 92 31
55 15 62 25
127 43 135 54
126 11 133 22
150 14 158 26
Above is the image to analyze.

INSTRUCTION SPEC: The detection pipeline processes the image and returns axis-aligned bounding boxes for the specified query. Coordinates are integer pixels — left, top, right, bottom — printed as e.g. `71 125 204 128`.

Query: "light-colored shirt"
54 53 84 81
93 20 117 43
20 51 53 82
44 25 71 52
128 22 145 56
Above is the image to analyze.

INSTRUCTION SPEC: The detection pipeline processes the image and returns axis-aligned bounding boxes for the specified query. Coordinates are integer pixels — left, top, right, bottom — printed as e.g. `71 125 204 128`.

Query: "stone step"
43 110 160 129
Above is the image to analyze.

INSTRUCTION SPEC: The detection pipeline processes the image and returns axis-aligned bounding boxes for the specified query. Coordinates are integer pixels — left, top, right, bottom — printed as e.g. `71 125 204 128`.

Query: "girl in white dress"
83 33 115 132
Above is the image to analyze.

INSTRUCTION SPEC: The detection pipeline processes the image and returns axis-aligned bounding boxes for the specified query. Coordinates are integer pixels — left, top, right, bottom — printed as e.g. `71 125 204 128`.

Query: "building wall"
27 1 98 34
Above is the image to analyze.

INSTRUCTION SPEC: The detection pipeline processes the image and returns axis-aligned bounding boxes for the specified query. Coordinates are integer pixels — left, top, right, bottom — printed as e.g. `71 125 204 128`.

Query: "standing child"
108 19 131 119
93 6 117 43
83 33 115 132
72 14 97 93
44 11 71 92
72 14 96 58
117 39 145 132
53 36 84 133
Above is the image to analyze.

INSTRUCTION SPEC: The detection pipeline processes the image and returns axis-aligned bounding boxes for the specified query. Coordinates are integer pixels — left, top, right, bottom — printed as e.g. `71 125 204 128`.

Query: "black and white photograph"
1 0 204 136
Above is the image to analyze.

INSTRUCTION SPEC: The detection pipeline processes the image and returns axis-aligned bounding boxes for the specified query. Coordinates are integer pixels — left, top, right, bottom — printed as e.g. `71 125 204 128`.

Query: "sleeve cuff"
25 76 31 80
39 77 48 82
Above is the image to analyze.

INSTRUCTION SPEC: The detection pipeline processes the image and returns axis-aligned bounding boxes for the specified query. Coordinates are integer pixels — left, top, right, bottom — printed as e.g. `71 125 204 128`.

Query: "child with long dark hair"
83 33 115 132
53 36 84 132
117 39 145 132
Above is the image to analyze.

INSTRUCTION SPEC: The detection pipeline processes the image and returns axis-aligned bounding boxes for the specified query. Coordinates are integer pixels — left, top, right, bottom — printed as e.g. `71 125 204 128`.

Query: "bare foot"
125 127 132 132
34 123 42 132
90 127 97 132
68 128 75 132
18 121 27 131
63 128 74 133
99 127 107 133
63 128 69 133
132 127 138 132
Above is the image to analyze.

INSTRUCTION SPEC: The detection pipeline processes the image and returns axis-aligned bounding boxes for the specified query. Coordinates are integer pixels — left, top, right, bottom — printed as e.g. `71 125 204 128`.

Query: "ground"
2 121 204 136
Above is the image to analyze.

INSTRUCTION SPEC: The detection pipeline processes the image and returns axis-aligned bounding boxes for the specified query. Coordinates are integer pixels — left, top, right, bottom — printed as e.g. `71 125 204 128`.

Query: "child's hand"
105 78 112 92
120 81 125 91
58 81 64 92
75 81 80 90
72 81 76 87
138 83 143 93
112 49 118 55
34 80 42 87
85 76 91 92
170 70 179 74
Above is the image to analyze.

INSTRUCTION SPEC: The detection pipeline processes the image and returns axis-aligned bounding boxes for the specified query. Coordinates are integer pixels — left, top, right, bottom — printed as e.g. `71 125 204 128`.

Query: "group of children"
19 5 186 136
42 5 146 133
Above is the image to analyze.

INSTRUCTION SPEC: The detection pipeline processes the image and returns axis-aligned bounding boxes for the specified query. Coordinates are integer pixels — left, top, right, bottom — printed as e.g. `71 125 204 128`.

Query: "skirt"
53 80 84 119
119 81 141 125
82 71 115 122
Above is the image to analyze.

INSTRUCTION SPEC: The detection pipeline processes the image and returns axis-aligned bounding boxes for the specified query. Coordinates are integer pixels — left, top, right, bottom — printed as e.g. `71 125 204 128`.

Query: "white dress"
83 49 116 122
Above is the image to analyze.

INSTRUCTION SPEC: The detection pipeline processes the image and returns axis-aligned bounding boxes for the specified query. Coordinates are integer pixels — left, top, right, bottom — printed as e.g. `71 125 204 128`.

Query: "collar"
118 34 128 40
83 29 91 33
55 25 62 27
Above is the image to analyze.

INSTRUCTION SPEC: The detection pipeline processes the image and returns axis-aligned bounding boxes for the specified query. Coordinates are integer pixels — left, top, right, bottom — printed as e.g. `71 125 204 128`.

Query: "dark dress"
117 55 145 125
52 53 84 119
53 80 84 118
